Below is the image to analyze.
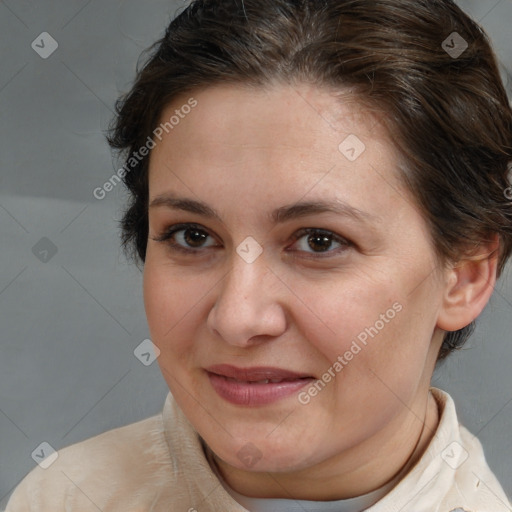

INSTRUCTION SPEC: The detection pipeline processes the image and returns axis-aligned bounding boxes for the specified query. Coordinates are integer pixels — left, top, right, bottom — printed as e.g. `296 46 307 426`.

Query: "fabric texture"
5 388 511 512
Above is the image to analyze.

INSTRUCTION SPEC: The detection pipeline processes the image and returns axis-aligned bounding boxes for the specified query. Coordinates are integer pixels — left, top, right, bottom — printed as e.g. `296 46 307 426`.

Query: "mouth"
205 364 315 406
219 377 307 384
206 364 314 381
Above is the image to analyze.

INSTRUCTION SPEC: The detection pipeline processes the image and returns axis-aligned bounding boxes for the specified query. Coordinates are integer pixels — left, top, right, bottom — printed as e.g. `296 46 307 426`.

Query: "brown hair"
108 0 512 360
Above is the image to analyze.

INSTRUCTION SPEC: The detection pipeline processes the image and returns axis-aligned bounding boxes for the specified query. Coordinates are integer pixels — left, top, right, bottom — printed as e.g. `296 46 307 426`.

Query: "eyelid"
152 223 352 257
286 227 351 257
290 227 349 244
151 222 212 243
151 222 221 254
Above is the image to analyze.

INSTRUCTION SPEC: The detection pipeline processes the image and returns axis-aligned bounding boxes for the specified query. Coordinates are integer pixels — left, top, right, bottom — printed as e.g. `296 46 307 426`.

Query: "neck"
211 391 440 501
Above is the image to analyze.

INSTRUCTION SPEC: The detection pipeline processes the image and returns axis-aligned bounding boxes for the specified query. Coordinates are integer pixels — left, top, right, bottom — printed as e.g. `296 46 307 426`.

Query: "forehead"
155 83 386 154
147 83 412 224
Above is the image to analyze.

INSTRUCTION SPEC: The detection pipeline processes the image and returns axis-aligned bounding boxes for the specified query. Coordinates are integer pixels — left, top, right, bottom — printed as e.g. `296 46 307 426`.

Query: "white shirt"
5 388 511 511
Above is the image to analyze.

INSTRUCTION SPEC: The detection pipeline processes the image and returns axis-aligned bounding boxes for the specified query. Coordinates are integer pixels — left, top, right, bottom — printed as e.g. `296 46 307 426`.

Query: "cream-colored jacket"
5 388 511 511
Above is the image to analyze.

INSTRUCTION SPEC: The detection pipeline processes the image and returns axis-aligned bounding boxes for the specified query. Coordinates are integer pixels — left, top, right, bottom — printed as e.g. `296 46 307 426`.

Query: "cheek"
290 274 400 363
292 268 437 401
143 258 206 348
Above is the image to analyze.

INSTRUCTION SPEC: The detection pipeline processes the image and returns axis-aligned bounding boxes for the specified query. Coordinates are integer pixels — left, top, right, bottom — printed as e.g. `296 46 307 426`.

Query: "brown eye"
289 228 350 256
307 233 333 252
182 228 209 247
152 223 219 253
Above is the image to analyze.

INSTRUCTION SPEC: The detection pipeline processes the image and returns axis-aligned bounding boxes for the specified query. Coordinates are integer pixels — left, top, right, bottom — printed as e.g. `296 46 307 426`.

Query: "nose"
206 252 287 347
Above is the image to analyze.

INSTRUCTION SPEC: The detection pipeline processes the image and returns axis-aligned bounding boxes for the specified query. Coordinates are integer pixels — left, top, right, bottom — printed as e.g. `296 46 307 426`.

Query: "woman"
7 0 512 510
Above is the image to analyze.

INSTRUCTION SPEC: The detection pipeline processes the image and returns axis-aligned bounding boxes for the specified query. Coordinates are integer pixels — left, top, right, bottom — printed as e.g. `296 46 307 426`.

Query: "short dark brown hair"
108 0 512 360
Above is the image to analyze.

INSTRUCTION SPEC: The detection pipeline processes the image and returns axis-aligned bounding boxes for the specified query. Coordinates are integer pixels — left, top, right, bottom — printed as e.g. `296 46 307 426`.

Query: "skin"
143 83 498 500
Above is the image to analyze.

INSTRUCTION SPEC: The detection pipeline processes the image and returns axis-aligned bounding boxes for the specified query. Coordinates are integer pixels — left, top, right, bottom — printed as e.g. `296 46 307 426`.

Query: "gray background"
0 0 511 507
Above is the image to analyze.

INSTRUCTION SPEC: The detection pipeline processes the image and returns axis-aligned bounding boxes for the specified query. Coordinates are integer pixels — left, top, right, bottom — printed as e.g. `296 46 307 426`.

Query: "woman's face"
144 83 446 477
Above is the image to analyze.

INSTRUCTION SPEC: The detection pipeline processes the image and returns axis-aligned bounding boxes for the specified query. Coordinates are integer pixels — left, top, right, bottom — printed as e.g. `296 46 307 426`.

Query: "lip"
205 364 315 406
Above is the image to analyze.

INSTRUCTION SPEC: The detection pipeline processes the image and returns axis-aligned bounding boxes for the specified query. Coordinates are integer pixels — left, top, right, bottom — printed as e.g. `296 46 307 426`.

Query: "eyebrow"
149 193 376 225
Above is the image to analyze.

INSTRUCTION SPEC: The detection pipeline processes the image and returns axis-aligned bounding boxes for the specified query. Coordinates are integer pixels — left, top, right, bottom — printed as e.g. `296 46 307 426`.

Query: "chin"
209 432 322 473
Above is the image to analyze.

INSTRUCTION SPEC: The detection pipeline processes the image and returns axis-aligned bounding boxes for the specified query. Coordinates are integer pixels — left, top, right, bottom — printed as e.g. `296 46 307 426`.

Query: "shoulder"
375 388 511 512
449 423 512 511
5 411 174 511
431 388 511 511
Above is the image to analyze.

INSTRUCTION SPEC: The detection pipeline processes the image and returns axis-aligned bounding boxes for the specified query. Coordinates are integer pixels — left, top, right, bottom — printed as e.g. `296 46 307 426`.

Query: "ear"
437 236 500 332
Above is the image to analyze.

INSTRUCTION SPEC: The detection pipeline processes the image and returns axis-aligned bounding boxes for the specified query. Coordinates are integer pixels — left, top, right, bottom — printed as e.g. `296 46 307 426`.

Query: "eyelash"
151 223 351 258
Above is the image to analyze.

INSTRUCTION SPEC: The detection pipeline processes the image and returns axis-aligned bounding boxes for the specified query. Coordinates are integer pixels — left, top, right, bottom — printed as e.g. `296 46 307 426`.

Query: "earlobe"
437 236 500 332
